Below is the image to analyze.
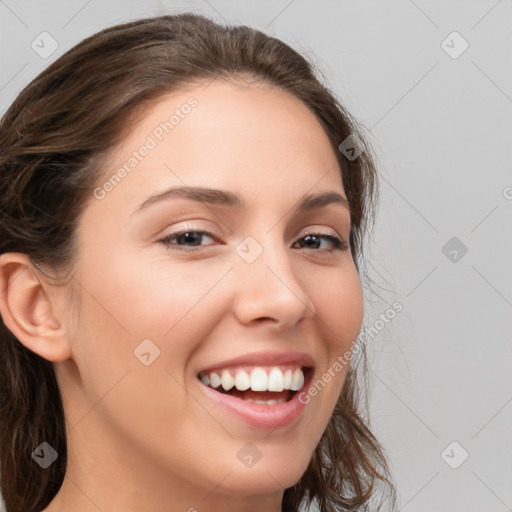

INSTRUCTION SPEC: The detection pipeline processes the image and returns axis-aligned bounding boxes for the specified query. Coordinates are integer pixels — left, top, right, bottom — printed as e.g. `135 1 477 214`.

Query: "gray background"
1 1 511 511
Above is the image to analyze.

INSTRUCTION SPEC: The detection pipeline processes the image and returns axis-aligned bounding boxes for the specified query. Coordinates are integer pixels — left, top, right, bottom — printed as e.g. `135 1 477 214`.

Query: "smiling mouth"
197 365 312 405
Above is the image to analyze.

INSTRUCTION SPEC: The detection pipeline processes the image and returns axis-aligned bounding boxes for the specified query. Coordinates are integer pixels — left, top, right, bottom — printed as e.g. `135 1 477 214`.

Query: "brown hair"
0 13 397 512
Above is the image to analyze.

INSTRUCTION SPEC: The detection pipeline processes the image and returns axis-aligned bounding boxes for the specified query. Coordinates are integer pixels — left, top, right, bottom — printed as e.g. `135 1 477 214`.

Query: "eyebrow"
132 186 350 215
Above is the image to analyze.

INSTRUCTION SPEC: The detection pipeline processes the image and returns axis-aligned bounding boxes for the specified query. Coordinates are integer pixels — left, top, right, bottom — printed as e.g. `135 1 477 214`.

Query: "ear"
0 253 71 362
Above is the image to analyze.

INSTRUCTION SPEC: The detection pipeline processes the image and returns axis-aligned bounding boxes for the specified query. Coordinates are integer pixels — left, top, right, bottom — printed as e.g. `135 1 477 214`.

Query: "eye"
293 233 348 252
158 229 217 250
158 228 348 253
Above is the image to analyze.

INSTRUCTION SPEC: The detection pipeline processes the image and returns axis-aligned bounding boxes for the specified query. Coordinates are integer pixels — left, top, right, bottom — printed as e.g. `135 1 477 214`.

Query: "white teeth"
283 369 293 389
221 370 235 391
250 368 268 391
268 367 284 392
234 370 251 391
200 366 305 392
244 398 287 405
290 369 304 391
210 372 221 388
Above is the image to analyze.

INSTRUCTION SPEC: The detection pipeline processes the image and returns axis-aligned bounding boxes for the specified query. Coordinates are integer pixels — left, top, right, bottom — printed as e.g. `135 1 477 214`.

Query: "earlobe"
0 253 71 362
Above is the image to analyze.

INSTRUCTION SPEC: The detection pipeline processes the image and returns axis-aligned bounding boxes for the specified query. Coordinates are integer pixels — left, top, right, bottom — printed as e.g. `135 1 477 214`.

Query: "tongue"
227 388 292 402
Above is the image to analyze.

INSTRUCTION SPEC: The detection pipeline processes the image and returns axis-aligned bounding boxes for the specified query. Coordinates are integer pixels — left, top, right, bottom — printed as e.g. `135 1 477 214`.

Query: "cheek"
65 251 227 438
313 266 364 352
74 250 234 371
303 266 363 411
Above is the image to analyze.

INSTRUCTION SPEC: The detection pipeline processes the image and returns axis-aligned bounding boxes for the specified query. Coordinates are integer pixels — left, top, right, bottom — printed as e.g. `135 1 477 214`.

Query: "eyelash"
158 229 348 253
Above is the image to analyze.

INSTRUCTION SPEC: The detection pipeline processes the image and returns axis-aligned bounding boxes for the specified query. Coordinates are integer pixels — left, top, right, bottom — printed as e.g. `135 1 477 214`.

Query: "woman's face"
57 79 364 504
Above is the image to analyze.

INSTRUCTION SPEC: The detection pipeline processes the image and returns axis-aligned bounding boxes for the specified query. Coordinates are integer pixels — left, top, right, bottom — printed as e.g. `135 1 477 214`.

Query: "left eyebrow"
131 186 350 216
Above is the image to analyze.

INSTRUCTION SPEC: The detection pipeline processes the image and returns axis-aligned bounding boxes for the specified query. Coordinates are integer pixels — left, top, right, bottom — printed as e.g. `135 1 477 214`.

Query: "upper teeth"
199 367 305 392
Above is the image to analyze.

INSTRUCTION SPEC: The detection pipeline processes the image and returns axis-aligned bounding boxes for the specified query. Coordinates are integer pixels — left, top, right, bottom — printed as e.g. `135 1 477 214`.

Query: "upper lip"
197 350 315 374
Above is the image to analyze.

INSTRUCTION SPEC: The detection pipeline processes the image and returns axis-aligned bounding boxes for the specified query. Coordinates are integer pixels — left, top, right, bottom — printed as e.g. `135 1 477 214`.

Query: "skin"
0 78 364 512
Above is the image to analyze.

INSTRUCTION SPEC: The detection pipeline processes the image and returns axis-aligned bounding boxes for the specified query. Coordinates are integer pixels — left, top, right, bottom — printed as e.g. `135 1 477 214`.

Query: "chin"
218 467 306 496
215 447 312 496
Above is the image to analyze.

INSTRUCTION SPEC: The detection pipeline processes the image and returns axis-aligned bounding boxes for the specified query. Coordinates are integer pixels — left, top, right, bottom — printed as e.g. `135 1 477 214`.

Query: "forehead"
92 79 345 216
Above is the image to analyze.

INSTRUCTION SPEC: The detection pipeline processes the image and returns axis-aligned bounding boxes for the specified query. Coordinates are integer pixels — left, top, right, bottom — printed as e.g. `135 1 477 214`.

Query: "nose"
231 236 316 330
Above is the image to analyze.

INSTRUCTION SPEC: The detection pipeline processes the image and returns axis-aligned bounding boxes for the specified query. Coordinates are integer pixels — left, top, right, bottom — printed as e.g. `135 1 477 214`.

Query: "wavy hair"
0 13 397 512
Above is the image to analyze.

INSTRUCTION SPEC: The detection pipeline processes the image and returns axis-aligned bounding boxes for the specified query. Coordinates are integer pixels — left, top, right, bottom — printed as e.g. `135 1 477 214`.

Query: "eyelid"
301 225 341 237
158 222 344 241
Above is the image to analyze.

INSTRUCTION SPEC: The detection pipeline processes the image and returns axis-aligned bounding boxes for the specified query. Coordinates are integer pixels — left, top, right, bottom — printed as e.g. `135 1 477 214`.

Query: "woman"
0 13 397 512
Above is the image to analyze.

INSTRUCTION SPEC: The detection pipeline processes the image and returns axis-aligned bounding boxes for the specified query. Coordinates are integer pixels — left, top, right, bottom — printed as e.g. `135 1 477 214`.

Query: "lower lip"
198 379 310 430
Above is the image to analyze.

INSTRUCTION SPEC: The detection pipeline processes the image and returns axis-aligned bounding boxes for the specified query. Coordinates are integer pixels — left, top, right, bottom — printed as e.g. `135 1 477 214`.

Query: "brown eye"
159 230 216 250
293 233 347 252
